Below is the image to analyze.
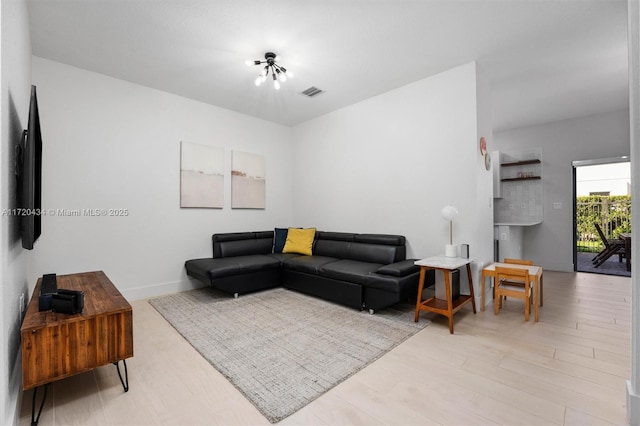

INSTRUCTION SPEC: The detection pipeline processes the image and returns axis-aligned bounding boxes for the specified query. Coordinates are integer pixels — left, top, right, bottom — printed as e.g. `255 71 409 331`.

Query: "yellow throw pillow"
282 228 316 256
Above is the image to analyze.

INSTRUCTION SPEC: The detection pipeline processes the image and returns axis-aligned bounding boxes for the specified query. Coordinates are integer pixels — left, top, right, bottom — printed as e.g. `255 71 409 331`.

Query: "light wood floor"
19 270 631 425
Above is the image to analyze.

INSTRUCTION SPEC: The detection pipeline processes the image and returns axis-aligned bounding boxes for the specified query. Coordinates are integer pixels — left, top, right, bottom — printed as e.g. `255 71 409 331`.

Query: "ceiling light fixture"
247 52 293 90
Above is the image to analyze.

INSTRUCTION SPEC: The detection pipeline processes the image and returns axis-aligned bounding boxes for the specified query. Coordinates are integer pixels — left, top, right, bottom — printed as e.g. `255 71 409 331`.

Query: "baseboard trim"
542 262 574 273
122 278 206 301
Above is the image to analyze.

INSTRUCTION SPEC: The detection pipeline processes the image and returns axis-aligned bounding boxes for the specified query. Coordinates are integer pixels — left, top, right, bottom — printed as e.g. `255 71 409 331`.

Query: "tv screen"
20 85 42 250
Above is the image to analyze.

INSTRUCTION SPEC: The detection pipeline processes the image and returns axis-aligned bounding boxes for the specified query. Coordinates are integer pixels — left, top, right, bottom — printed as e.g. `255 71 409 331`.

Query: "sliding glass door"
573 157 631 276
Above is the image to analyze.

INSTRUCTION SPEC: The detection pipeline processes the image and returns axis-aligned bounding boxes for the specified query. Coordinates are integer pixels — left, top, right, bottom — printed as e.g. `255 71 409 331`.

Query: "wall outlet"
501 232 508 241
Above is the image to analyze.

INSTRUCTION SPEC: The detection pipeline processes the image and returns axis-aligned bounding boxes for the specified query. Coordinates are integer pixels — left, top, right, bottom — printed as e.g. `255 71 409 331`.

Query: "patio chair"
592 223 625 268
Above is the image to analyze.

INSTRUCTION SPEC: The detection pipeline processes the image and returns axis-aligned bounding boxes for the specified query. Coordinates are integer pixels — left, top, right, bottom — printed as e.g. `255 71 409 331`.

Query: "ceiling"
26 0 630 130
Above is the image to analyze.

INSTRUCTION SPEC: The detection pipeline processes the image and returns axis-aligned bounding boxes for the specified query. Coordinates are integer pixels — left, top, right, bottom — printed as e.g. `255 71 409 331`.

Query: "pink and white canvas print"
231 150 265 209
180 141 224 208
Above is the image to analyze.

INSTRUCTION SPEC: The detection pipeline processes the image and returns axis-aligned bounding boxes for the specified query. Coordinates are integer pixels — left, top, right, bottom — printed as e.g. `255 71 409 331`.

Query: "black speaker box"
51 289 84 315
38 273 58 311
41 273 57 295
38 293 53 311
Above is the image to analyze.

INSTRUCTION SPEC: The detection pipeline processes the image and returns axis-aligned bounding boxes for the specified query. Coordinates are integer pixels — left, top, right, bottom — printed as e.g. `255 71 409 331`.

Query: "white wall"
291 62 494 300
474 61 496 303
29 57 294 300
626 0 640 422
292 63 477 257
494 109 630 271
0 0 31 423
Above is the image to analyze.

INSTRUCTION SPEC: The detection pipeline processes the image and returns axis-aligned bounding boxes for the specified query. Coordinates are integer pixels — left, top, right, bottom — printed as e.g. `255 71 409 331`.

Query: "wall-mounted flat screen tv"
19 85 43 250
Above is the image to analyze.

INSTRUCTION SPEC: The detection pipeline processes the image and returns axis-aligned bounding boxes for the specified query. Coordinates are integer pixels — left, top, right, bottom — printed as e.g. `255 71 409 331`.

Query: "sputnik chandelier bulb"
248 52 293 90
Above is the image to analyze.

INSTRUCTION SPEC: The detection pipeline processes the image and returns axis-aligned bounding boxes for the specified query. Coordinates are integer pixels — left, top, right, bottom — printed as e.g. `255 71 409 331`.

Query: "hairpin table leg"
113 360 129 392
31 383 48 426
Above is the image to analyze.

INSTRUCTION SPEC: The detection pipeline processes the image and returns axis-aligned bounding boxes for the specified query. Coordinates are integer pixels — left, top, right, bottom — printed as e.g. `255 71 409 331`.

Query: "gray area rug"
149 287 428 423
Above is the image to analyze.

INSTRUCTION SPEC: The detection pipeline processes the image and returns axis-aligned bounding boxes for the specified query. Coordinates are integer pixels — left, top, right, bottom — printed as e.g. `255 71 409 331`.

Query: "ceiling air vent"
301 86 323 97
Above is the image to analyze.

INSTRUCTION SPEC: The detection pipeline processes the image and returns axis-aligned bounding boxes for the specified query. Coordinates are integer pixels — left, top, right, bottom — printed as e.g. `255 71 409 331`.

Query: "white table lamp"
441 205 459 257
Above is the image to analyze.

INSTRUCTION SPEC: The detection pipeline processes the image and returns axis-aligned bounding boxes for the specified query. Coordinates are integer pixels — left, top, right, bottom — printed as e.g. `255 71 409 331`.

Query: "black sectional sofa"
185 230 434 313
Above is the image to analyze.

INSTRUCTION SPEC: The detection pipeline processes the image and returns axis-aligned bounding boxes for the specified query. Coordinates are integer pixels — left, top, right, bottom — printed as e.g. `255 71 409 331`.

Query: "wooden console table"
414 256 476 334
21 271 133 425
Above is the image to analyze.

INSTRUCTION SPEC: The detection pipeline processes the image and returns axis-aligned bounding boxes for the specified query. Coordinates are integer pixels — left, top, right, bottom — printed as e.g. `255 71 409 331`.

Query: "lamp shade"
441 205 459 221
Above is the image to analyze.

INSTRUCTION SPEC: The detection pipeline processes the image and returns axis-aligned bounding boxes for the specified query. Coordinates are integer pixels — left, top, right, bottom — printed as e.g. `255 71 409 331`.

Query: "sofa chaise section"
185 231 286 297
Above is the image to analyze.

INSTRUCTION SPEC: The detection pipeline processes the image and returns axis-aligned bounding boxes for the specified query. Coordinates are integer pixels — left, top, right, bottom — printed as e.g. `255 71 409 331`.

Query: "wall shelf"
494 148 543 225
501 159 541 167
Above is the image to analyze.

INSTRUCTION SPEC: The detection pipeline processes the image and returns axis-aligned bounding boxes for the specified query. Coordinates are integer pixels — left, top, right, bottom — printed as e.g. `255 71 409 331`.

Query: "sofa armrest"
375 259 420 277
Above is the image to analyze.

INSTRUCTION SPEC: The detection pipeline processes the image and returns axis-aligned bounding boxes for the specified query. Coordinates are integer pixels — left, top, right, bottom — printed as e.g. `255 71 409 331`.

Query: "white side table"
414 256 476 334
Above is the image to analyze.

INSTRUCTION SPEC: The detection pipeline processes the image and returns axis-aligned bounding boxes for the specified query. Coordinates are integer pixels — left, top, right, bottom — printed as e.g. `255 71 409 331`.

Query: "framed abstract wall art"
180 141 224 208
231 150 265 209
